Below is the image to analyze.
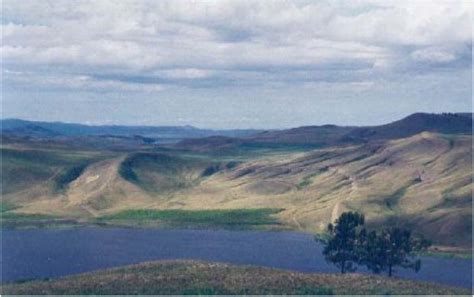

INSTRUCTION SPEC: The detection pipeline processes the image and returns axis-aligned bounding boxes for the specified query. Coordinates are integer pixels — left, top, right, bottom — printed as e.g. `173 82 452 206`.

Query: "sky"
1 0 472 129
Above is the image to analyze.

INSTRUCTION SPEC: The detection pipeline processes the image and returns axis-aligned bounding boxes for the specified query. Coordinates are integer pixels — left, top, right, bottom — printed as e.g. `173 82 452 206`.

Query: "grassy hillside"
160 132 473 247
118 152 215 194
2 132 472 248
0 146 107 195
1 260 469 295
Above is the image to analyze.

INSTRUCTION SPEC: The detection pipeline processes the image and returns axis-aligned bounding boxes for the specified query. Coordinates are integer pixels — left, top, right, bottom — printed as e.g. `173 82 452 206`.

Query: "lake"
1 227 472 288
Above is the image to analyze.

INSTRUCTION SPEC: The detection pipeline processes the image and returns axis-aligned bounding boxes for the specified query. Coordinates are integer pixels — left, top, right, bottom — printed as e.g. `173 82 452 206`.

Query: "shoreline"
2 217 471 259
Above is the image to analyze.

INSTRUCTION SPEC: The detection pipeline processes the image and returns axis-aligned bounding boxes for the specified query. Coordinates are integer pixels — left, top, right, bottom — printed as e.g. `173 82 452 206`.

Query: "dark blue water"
1 228 472 289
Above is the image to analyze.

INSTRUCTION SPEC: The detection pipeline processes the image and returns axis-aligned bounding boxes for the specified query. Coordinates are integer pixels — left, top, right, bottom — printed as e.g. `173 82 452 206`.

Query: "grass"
1 260 469 295
296 170 326 190
0 215 82 229
1 132 472 248
163 142 317 162
118 156 138 182
238 142 321 152
0 212 56 220
1 147 106 194
1 148 87 167
0 213 67 229
428 194 472 212
0 202 55 221
384 187 407 211
421 250 473 259
119 152 214 193
0 202 69 229
98 208 283 229
0 202 18 213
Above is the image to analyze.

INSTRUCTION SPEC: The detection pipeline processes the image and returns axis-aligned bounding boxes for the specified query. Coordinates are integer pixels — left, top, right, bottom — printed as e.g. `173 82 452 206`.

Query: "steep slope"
3 155 159 217
0 146 106 198
3 148 231 216
164 132 472 247
118 152 222 194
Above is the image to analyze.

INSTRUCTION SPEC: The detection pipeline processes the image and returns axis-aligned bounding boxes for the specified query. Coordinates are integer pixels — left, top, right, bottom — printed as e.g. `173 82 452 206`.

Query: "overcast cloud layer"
2 0 472 128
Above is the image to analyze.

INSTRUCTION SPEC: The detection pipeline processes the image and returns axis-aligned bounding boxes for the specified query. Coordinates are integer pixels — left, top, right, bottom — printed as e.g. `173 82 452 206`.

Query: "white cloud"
3 70 165 93
411 47 457 63
1 0 471 92
159 68 213 79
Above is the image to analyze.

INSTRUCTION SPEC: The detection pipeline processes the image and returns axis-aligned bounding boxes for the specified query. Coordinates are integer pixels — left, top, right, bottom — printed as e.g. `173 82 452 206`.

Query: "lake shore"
1 227 472 290
1 215 471 259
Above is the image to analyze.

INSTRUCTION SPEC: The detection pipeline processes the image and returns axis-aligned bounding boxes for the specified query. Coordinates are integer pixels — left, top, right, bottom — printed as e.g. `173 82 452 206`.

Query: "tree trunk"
388 265 392 277
341 261 345 273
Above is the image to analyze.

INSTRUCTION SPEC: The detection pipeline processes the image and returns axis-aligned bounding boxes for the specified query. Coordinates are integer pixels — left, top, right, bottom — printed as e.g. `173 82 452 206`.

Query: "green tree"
358 229 384 274
361 227 431 277
323 211 365 273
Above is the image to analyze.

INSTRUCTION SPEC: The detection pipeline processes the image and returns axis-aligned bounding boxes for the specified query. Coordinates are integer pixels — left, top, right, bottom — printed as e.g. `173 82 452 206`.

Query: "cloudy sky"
2 0 472 129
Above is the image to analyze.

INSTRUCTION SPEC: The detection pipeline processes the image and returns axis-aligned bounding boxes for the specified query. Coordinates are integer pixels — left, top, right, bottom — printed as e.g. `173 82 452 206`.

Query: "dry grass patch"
1 260 470 295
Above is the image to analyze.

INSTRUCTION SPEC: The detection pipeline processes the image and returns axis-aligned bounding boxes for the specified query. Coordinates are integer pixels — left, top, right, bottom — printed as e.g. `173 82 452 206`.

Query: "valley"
1 113 472 250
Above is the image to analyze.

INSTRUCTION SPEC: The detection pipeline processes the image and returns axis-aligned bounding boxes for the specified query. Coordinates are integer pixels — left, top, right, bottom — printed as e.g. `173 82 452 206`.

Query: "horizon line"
1 111 472 131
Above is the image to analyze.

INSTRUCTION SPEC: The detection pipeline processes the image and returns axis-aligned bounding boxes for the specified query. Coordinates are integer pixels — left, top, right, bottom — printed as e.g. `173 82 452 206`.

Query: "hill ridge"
4 131 471 247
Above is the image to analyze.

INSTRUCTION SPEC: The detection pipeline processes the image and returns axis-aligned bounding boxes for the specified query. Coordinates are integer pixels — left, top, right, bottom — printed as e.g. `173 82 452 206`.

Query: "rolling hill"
1 260 469 295
1 113 472 248
175 113 473 151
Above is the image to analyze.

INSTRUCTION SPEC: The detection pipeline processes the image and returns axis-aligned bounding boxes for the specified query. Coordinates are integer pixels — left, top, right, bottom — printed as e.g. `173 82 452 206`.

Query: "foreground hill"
1 260 469 295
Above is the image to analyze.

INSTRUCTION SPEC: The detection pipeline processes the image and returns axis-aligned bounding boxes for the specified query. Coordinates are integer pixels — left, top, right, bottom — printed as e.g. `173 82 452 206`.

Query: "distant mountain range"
1 113 472 149
177 113 473 151
0 119 262 140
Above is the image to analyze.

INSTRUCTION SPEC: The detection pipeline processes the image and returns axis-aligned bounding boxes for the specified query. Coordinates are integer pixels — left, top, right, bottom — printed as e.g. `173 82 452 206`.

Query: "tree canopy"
321 212 431 277
323 212 365 273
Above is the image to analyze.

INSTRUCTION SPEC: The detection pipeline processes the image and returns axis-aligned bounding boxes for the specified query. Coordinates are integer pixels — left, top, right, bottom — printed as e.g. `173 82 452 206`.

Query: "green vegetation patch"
118 156 138 182
384 187 407 211
98 208 283 229
422 250 472 259
0 209 75 229
0 202 19 213
1 147 106 194
1 148 85 167
296 170 326 190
